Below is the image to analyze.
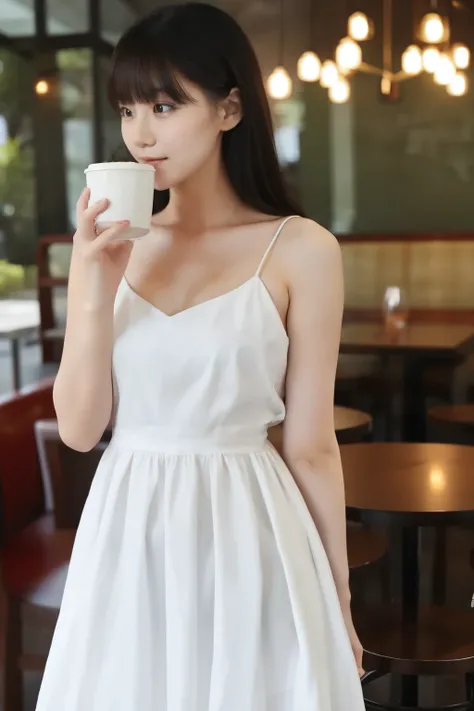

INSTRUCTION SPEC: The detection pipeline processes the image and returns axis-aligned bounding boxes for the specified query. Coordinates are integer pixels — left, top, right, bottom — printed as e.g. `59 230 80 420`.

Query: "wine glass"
383 286 409 330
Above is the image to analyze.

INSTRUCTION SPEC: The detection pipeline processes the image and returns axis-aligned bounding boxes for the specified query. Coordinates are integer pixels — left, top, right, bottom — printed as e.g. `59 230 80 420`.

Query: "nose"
131 112 157 149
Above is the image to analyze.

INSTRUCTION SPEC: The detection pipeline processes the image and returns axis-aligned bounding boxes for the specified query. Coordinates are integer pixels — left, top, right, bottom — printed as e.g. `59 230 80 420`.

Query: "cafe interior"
2 0 474 708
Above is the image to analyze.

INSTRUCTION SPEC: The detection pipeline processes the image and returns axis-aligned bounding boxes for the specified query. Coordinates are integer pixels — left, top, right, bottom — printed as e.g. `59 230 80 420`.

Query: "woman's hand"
72 187 134 308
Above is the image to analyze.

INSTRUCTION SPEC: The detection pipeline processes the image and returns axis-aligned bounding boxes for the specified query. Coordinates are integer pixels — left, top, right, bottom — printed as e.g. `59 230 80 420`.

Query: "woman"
36 3 365 710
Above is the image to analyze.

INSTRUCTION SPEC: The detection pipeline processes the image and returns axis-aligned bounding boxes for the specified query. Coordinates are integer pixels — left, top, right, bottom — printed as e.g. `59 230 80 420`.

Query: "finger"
76 187 91 222
83 198 110 227
89 220 130 252
77 198 109 238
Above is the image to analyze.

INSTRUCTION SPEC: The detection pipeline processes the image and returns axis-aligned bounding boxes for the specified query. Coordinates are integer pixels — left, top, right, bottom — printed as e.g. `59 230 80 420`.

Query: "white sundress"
35 215 366 710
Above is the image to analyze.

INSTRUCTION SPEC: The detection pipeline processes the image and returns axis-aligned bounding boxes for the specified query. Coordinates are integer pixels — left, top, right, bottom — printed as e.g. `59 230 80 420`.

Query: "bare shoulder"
279 217 342 282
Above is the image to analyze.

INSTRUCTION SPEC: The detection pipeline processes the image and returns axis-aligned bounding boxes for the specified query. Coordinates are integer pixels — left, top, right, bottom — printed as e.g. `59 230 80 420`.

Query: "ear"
219 87 243 131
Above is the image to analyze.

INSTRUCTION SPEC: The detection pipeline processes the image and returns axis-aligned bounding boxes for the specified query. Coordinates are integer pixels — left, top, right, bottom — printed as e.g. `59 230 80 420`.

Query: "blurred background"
3 3 474 710
1 0 474 395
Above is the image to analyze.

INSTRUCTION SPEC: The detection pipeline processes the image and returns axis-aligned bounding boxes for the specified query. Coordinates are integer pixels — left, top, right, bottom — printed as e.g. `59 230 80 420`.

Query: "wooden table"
342 442 474 707
340 323 474 441
341 323 474 356
0 300 40 391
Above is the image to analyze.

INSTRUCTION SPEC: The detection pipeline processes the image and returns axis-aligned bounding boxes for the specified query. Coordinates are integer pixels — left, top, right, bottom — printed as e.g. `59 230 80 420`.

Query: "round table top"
429 404 474 427
334 406 372 444
341 442 474 525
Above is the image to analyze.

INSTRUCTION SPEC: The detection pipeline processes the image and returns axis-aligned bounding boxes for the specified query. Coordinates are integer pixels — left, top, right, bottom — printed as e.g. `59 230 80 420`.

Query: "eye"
154 103 174 114
119 105 133 118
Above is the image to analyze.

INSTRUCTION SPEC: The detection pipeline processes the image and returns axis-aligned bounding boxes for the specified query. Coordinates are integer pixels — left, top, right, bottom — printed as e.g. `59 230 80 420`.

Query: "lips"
142 157 167 164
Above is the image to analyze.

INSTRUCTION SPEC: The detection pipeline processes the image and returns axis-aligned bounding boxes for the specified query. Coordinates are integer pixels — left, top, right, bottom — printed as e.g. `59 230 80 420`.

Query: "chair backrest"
0 377 56 543
35 420 107 529
34 419 61 512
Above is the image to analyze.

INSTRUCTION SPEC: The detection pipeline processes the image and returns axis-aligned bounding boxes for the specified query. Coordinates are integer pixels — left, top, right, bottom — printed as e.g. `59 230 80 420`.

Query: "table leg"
11 338 21 391
402 357 426 442
401 525 420 706
432 526 447 605
379 354 394 441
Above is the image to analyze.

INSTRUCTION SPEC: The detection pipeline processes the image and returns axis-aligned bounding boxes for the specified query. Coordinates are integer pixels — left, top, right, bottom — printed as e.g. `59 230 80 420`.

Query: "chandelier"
267 0 470 103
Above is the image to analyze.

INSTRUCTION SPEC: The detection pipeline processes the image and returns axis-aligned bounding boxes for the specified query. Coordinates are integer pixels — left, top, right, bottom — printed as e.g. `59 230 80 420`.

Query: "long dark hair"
108 2 302 217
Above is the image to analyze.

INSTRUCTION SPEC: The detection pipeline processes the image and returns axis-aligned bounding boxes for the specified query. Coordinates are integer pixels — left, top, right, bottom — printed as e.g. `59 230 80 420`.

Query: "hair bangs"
108 40 193 109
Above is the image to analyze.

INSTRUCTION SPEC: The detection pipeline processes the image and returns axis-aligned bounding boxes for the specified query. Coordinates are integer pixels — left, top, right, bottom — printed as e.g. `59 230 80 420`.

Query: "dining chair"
0 391 105 711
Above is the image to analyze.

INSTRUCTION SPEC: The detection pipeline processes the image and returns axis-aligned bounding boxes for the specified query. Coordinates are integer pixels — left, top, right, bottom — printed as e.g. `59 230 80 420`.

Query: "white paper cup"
84 162 155 240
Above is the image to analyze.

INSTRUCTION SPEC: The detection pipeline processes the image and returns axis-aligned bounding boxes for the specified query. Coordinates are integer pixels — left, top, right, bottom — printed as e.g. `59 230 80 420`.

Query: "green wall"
299 0 474 234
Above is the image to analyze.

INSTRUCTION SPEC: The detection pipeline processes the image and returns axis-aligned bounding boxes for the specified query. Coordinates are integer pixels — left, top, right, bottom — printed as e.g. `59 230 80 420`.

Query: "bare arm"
281 221 349 602
53 259 115 451
53 189 132 451
280 220 364 675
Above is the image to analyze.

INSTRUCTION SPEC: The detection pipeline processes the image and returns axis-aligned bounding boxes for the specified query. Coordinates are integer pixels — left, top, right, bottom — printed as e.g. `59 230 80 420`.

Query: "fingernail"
119 220 130 224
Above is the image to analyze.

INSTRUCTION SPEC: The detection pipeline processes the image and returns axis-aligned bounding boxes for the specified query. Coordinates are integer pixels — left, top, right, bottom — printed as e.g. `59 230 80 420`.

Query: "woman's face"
120 78 241 190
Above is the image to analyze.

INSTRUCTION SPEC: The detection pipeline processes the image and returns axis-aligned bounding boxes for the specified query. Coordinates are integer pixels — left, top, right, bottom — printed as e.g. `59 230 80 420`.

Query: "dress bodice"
111 217 296 447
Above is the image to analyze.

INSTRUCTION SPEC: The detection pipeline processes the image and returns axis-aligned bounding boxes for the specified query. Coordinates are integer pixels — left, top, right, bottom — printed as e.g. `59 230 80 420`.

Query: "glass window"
0 47 37 294
99 55 124 162
57 49 94 227
273 99 303 166
47 0 89 35
0 0 35 37
272 97 304 209
101 0 137 45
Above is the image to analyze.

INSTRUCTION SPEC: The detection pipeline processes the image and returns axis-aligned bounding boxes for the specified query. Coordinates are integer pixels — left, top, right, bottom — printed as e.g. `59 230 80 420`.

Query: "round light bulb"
419 13 447 44
320 60 339 88
447 72 467 96
266 66 292 100
329 77 351 104
297 51 321 82
348 12 371 42
422 47 441 73
402 45 423 75
335 37 362 72
433 53 456 85
452 43 470 70
35 79 49 95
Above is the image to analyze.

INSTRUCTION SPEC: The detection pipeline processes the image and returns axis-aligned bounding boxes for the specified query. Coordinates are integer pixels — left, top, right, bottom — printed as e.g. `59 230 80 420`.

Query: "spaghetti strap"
255 215 298 277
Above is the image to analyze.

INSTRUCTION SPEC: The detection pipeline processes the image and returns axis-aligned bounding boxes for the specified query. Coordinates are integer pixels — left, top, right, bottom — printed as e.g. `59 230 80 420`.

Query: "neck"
163 147 244 231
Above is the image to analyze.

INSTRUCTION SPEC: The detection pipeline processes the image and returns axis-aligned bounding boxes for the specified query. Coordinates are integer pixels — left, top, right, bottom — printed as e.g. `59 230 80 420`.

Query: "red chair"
0 376 109 711
0 377 61 709
0 377 107 710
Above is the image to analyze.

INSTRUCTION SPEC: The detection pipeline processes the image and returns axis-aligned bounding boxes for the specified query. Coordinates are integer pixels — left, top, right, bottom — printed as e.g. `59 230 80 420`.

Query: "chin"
154 177 172 191
153 164 201 192
153 168 176 191
154 173 186 192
